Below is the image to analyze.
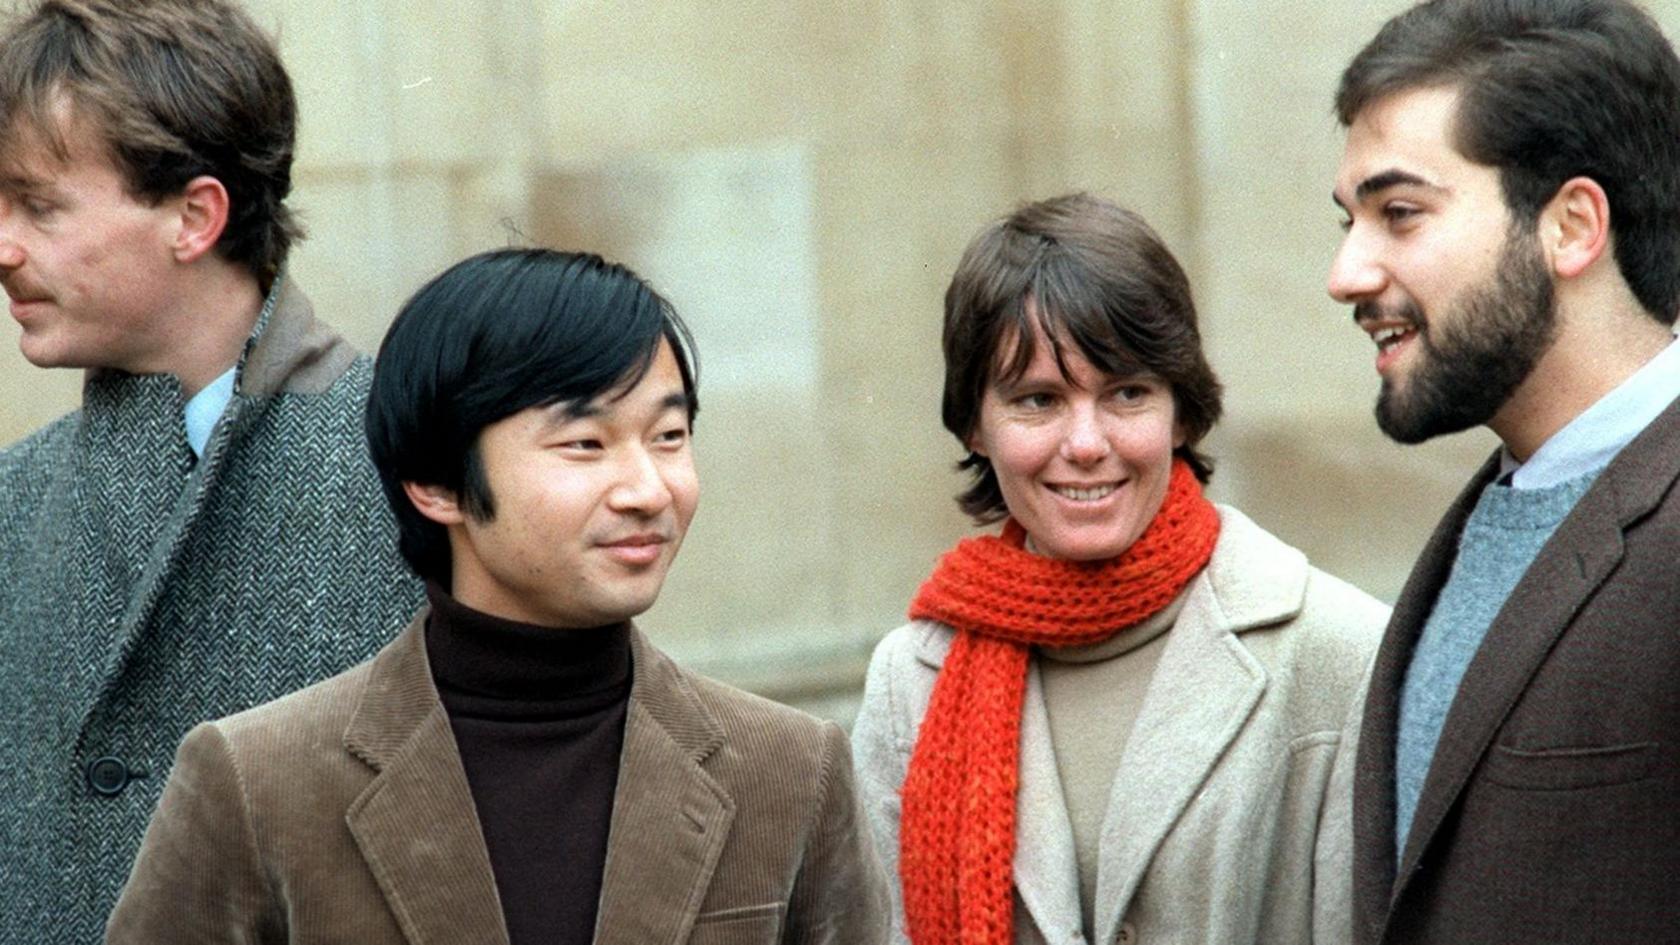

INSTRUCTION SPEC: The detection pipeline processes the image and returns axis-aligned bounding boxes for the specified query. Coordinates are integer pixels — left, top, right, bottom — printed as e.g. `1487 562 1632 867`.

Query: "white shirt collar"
183 365 238 459
1500 334 1680 489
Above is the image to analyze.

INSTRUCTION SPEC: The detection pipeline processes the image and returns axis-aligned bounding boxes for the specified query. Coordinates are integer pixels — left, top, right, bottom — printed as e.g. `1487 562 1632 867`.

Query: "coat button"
86 756 146 796
1116 922 1138 945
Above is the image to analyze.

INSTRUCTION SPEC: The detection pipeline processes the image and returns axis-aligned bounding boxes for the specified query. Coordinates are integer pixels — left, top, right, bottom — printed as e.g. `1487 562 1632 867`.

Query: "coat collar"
235 275 358 399
1354 394 1680 942
912 506 1305 943
592 629 735 945
342 611 511 945
340 616 739 945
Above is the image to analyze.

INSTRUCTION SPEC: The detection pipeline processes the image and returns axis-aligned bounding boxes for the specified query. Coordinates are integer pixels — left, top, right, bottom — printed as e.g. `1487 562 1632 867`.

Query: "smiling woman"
851 192 1391 945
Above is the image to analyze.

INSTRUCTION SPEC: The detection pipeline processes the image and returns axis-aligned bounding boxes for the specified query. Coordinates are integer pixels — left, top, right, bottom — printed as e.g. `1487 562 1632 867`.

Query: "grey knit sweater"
1394 469 1600 851
0 280 424 943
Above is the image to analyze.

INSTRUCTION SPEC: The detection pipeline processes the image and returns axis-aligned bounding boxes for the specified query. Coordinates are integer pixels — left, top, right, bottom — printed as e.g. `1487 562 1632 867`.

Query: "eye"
1011 391 1056 410
1381 203 1420 226
558 438 603 451
1114 384 1151 402
653 425 689 447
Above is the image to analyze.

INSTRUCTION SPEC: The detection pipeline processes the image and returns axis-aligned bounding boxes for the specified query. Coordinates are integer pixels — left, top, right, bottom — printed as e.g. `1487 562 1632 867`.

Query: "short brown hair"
0 0 302 285
942 193 1223 523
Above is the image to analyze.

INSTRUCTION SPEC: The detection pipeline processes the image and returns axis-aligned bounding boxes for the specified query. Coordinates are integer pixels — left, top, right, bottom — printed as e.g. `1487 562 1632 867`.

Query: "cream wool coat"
852 506 1387 945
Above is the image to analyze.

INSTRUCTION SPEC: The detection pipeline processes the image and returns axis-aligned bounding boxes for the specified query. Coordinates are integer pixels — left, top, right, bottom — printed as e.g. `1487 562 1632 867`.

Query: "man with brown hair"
0 1 420 938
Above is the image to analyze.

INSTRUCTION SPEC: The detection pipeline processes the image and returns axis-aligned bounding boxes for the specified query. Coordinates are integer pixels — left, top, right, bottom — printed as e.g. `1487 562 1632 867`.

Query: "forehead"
1334 85 1493 204
0 99 115 187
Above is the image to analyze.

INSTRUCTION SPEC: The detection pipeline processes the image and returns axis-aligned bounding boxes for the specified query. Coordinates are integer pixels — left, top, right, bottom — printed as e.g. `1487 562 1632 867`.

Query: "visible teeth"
1373 326 1414 349
1053 484 1116 501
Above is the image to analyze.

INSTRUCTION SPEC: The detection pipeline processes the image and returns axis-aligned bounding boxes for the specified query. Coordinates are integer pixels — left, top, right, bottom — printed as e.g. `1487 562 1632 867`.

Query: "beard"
1367 230 1557 444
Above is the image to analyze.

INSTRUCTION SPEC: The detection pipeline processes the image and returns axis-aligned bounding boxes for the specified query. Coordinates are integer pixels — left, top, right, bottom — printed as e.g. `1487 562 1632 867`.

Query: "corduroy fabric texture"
898 459 1219 945
0 280 423 943
107 619 894 945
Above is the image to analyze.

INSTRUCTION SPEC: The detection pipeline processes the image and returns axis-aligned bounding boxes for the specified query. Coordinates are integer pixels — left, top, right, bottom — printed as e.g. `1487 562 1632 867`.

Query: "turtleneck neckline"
424 583 632 716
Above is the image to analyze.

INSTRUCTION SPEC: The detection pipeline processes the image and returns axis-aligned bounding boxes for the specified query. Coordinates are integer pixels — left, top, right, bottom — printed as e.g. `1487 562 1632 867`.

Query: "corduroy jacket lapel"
342 613 510 945
593 628 734 945
1089 512 1296 945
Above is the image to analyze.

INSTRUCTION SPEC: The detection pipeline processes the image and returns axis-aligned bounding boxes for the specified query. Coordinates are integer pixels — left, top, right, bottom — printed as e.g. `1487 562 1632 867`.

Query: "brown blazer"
1351 396 1680 945
107 614 890 945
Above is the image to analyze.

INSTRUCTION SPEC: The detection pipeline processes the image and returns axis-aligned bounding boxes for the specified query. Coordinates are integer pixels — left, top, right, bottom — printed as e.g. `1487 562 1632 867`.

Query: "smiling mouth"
1371 324 1417 353
1050 483 1118 501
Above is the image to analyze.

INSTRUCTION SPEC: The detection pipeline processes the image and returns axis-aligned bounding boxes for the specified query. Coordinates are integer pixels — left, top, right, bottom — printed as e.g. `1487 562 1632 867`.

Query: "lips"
598 533 669 566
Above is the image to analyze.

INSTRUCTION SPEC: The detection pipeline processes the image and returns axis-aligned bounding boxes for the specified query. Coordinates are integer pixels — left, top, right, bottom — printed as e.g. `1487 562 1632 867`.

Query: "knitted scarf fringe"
898 459 1220 945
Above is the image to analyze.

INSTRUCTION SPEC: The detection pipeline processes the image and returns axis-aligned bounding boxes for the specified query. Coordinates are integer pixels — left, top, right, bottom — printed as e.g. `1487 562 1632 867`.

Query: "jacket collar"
341 617 739 945
236 275 358 399
912 506 1304 943
342 611 511 945
1355 394 1680 942
592 628 735 944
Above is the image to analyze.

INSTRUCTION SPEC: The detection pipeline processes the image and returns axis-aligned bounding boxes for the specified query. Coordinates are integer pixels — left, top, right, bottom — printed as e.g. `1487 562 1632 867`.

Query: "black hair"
365 248 698 585
1337 0 1680 323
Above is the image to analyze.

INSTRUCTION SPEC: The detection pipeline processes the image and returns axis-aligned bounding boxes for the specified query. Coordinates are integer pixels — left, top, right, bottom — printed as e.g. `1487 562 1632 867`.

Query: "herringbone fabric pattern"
0 285 423 944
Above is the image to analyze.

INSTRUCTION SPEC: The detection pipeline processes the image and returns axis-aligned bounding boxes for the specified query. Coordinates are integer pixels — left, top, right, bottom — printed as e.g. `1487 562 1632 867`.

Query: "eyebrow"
1332 168 1446 210
544 390 692 425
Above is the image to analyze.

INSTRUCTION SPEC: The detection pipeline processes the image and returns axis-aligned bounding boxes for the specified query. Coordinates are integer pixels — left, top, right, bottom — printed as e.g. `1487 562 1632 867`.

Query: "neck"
1490 302 1673 462
155 263 265 398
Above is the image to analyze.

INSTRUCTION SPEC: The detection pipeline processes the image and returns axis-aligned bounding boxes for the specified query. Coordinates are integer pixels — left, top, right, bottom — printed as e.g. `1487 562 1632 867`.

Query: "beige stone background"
9 0 1672 722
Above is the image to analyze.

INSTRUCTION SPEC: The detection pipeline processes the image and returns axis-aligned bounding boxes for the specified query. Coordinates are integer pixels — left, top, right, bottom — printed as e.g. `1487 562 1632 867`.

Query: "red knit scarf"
898 459 1220 945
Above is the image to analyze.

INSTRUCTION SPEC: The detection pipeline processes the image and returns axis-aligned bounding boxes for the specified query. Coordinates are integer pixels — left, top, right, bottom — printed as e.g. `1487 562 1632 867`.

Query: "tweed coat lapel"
1379 399 1680 930
76 279 351 731
343 614 510 945
1349 455 1493 941
1089 510 1295 945
593 628 734 945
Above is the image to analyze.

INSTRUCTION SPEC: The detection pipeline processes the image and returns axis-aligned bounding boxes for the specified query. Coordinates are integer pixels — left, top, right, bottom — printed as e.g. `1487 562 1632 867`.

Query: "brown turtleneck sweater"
424 585 632 945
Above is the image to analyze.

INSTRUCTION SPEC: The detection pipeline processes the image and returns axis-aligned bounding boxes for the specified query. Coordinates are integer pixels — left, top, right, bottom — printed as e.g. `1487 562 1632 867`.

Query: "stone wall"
5 0 1674 721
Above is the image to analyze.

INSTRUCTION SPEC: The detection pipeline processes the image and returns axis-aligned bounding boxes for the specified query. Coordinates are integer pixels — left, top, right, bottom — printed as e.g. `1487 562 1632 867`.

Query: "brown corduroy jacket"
107 613 891 945
1352 395 1680 945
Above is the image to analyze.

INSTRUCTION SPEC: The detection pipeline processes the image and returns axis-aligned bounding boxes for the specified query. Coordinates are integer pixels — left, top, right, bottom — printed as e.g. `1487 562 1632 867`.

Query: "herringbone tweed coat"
0 279 424 944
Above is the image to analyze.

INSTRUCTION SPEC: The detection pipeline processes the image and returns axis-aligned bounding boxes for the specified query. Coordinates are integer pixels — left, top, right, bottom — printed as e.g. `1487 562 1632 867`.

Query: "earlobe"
402 481 466 526
172 175 230 264
1545 176 1610 280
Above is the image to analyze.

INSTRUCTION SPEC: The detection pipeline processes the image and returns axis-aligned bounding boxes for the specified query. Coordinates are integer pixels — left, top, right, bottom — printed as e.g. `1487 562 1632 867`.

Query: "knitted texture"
0 283 424 943
898 459 1219 945
1394 469 1599 852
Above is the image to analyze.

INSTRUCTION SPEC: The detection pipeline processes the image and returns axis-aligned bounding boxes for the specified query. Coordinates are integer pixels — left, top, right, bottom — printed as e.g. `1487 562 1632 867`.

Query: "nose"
1327 227 1385 304
1059 403 1111 466
606 445 673 516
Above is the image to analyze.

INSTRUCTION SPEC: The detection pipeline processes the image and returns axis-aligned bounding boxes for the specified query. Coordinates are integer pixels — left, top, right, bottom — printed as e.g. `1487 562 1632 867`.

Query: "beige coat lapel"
342 613 510 945
1012 661 1083 941
594 629 735 945
1090 509 1304 945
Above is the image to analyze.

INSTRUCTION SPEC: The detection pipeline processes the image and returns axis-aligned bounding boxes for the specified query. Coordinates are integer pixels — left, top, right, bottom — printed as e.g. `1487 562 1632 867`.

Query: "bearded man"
1329 0 1680 942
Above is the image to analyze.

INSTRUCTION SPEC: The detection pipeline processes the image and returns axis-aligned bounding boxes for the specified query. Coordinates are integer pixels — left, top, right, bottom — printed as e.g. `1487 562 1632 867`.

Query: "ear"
1541 176 1610 280
966 429 988 458
402 481 466 526
171 175 231 264
1173 420 1187 451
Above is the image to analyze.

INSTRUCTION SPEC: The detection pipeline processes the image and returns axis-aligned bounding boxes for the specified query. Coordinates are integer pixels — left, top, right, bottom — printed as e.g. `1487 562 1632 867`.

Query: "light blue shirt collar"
1500 334 1680 489
183 366 237 459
